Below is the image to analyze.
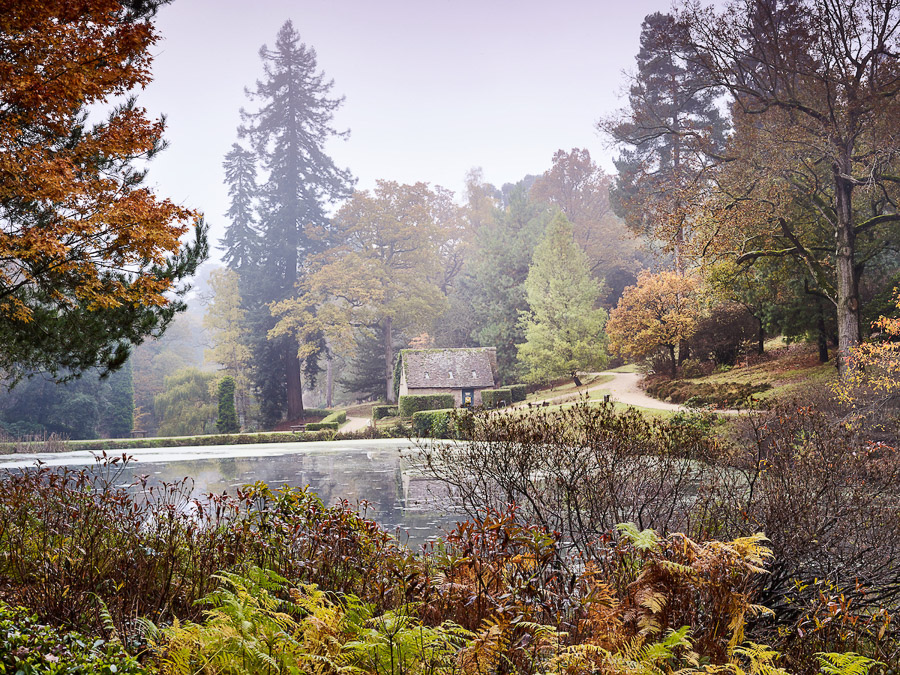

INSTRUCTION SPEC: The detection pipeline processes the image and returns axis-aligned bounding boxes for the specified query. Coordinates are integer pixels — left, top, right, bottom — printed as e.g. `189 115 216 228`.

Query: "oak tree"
270 181 450 402
682 0 900 368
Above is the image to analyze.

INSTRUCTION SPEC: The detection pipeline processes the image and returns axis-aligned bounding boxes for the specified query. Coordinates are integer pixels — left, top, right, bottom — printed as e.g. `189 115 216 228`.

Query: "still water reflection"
0 439 460 548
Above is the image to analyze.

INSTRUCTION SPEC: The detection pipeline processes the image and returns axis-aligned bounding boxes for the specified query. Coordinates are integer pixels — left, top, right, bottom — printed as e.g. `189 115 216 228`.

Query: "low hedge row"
481 388 512 408
411 408 456 437
305 421 339 431
372 405 399 420
303 408 332 419
321 410 347 425
509 384 528 402
398 394 455 418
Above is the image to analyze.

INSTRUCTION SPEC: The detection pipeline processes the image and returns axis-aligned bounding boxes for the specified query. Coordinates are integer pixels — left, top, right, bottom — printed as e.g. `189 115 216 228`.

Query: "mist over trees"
4 0 900 437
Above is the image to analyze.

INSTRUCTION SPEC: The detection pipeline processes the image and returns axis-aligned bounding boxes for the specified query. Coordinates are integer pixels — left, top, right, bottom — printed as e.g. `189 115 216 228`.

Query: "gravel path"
599 371 687 411
339 416 372 433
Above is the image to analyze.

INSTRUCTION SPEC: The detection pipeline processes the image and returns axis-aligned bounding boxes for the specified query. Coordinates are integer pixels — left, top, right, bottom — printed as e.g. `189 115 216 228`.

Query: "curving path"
596 371 688 411
339 416 372 433
515 371 741 414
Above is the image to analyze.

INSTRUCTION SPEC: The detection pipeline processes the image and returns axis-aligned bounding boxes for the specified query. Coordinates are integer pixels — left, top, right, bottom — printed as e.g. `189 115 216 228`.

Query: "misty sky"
139 0 676 260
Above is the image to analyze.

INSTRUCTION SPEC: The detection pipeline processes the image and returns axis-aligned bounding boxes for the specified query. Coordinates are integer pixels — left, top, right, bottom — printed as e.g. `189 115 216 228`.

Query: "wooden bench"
130 430 147 438
290 424 306 432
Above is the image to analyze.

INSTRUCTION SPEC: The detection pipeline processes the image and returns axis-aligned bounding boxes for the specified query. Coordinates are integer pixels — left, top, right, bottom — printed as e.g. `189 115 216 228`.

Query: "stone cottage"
399 347 498 407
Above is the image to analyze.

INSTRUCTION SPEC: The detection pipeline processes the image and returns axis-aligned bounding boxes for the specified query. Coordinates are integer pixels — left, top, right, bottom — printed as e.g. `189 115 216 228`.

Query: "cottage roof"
402 348 497 389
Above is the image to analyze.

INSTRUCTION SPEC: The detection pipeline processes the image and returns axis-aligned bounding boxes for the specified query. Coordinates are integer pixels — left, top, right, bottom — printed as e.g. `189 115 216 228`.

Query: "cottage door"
462 389 474 406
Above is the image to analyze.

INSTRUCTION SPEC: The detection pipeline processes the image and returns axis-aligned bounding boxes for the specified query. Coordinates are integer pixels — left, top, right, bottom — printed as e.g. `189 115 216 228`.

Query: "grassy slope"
683 341 836 403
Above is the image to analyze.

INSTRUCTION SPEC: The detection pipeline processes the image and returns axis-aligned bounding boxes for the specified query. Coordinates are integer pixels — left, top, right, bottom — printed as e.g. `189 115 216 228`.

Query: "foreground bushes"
0 399 896 673
0 602 146 674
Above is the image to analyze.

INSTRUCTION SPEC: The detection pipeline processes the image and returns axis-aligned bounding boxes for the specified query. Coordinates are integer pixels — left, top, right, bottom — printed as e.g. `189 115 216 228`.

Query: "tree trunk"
677 340 689 365
573 373 582 387
325 353 333 408
286 342 304 421
384 316 396 403
834 168 861 373
668 345 677 379
816 300 829 364
756 316 765 355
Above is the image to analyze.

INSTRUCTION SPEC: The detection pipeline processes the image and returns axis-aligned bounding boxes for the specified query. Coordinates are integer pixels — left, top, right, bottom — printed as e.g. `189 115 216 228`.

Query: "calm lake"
0 439 461 548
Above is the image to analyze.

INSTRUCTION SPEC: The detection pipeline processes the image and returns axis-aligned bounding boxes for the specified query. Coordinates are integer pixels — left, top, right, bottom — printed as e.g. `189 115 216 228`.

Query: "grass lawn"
524 373 613 404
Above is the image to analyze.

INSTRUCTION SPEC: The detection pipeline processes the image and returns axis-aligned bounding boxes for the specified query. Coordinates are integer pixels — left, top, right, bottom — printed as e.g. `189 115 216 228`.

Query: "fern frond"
617 522 661 551
816 652 884 675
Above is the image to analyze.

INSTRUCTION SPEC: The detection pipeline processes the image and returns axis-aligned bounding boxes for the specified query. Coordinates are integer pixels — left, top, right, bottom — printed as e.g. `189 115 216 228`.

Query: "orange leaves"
0 0 199 323
606 270 703 369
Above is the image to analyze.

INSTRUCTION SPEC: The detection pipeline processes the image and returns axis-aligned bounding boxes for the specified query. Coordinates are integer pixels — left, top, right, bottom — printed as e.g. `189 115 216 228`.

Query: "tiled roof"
403 348 497 389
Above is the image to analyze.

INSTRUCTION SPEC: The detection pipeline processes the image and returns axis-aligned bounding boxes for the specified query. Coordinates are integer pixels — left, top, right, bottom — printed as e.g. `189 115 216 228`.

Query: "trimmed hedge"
509 384 528 402
322 410 347 425
373 405 399 420
412 408 456 437
303 408 332 419
304 421 339 431
398 394 455 418
481 388 512 409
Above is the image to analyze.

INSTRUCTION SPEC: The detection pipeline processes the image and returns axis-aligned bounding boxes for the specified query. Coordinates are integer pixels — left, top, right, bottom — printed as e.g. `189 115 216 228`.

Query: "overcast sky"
139 0 678 260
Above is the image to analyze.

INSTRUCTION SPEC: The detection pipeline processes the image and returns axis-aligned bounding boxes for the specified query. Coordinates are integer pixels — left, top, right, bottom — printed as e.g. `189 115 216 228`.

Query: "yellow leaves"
833 290 900 407
607 271 703 362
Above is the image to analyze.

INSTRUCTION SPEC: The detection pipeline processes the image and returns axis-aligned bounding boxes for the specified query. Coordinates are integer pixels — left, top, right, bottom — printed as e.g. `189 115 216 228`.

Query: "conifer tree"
601 12 725 270
221 143 260 273
237 20 354 425
517 214 608 385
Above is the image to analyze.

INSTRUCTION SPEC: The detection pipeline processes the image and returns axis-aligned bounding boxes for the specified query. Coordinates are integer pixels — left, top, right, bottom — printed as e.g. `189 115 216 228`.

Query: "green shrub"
303 408 331 419
398 394 454 418
216 376 240 434
509 384 528 402
321 410 347 425
411 408 457 437
372 405 399 420
0 601 146 674
481 388 512 408
305 421 339 431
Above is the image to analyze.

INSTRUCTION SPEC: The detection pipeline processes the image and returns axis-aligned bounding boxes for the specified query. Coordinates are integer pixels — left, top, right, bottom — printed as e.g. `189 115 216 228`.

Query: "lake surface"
0 439 461 548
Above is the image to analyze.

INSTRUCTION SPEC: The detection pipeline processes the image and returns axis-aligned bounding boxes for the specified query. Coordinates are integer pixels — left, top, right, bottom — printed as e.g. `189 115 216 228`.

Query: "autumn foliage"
0 0 205 378
606 270 702 377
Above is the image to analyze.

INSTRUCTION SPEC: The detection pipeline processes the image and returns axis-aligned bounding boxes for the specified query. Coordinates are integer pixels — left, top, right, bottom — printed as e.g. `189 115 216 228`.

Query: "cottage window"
448 371 453 379
471 370 477 378
424 372 429 379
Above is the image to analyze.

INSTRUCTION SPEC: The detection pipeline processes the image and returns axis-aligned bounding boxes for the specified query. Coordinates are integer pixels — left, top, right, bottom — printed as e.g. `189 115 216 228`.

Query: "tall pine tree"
601 12 725 271
236 21 354 426
517 214 608 385
221 143 260 273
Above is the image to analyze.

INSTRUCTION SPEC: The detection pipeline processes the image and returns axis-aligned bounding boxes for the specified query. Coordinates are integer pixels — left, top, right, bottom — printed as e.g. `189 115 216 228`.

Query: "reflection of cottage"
399 348 498 407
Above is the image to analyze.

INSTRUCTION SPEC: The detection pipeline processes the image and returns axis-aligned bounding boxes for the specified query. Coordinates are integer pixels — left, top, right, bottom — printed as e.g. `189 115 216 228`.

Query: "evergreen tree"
216 376 240 434
237 20 354 426
103 360 134 438
457 184 552 382
221 143 260 273
517 214 608 385
601 12 725 270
